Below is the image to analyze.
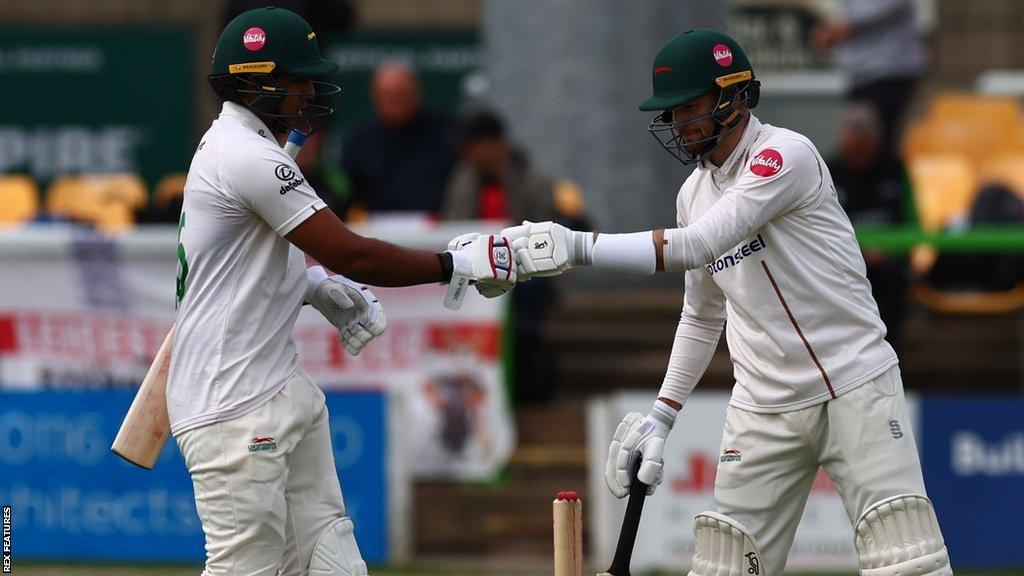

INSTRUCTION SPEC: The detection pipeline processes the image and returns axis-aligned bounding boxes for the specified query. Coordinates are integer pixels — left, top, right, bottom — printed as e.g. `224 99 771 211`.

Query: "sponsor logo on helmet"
228 61 276 74
653 66 673 77
712 43 733 67
750 148 783 177
243 27 267 51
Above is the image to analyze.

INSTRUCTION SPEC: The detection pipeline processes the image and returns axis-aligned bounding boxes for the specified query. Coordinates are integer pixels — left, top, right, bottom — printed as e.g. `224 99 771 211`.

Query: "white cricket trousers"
176 370 354 576
714 365 927 576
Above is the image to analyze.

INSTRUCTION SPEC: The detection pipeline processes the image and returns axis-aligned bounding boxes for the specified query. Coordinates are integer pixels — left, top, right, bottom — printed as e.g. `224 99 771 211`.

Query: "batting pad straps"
588 232 658 274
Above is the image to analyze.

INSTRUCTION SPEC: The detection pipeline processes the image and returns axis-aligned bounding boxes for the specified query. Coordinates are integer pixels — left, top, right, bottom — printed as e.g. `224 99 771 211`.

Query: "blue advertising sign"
919 397 1024 569
0 390 388 564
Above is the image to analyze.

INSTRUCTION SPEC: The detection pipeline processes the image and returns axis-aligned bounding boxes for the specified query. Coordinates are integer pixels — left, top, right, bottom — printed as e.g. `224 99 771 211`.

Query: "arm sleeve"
224 140 326 236
663 138 825 271
657 268 726 406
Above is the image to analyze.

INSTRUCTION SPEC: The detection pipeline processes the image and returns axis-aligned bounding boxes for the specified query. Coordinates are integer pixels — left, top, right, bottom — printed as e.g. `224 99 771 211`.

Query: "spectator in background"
444 110 590 403
812 0 928 150
443 110 555 223
294 129 353 215
828 103 910 351
341 60 458 216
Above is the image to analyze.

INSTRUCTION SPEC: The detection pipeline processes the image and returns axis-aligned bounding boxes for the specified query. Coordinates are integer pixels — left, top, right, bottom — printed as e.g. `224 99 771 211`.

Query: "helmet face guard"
209 8 342 136
210 73 342 136
647 79 760 165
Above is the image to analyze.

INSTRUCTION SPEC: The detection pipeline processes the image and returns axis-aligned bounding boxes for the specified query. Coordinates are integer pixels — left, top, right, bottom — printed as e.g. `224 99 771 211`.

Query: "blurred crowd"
5 0 1024 395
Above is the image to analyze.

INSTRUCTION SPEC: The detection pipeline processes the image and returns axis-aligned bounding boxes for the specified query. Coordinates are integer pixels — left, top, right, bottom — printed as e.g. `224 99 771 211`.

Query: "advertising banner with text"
0 224 514 481
0 389 388 563
588 391 922 573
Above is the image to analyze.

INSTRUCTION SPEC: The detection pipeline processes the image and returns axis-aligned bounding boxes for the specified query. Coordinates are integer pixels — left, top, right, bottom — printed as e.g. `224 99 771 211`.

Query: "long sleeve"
657 268 726 405
664 137 825 271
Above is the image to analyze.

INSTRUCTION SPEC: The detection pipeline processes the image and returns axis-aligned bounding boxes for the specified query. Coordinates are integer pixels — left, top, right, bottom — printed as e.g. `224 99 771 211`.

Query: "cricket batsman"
490 29 952 576
169 8 515 575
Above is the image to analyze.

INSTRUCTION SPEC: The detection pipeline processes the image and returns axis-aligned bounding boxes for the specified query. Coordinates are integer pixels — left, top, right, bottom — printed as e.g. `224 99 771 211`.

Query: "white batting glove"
447 232 506 297
306 267 387 356
500 221 591 280
447 232 481 252
446 234 517 298
605 399 678 498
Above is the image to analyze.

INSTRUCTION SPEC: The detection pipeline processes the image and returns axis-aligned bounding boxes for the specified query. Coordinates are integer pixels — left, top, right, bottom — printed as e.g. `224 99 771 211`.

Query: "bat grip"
283 130 307 159
444 270 470 309
606 458 648 575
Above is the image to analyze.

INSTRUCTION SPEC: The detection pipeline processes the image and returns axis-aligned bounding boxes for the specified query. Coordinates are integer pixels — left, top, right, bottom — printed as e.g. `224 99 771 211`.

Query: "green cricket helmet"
641 29 760 164
208 7 341 135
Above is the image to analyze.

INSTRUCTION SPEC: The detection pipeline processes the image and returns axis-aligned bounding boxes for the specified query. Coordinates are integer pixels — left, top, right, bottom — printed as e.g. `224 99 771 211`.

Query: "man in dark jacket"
442 110 557 223
827 103 910 351
341 61 458 215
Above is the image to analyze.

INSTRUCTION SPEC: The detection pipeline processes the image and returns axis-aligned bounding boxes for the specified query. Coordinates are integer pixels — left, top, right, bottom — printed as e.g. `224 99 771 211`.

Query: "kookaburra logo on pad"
745 552 760 575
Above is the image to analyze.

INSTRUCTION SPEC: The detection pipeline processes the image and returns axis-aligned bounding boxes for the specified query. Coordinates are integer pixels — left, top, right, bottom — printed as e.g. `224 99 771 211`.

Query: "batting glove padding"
447 234 517 298
500 220 591 279
309 274 387 356
606 400 678 498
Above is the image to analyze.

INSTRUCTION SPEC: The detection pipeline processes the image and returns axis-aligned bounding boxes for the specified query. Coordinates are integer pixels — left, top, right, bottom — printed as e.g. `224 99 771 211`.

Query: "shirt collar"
220 101 278 144
699 113 763 176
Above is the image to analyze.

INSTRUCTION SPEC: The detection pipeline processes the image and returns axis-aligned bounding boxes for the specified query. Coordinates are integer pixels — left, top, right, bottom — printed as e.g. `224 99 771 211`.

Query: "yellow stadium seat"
553 178 586 218
154 173 187 211
0 175 40 225
978 153 1024 198
906 154 977 232
927 92 1023 128
903 117 1024 169
45 174 144 232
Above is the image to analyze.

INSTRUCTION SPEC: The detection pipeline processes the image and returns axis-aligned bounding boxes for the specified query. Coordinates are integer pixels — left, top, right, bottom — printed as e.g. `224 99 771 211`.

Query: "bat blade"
111 326 175 469
597 460 648 576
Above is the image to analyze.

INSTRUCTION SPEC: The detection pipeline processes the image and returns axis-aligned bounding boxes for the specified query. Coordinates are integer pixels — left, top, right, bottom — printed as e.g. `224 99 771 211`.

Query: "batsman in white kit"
486 29 953 576
169 8 515 575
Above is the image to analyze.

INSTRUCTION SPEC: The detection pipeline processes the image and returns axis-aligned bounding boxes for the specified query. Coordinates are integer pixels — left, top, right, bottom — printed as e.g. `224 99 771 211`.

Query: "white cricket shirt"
167 102 325 435
663 114 898 413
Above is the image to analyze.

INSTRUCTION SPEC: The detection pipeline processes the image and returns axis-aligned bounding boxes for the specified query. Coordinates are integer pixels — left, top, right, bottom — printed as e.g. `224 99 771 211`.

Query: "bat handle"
444 270 470 309
283 130 307 159
605 459 648 576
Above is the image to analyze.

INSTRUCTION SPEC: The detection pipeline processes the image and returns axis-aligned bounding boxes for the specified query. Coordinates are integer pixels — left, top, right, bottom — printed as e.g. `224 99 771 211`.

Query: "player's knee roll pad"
854 494 952 576
687 512 764 576
309 517 368 576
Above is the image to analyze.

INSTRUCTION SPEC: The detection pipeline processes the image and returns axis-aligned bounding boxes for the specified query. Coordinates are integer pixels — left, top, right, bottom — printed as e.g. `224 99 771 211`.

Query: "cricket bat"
111 326 175 468
597 460 648 576
110 130 309 469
